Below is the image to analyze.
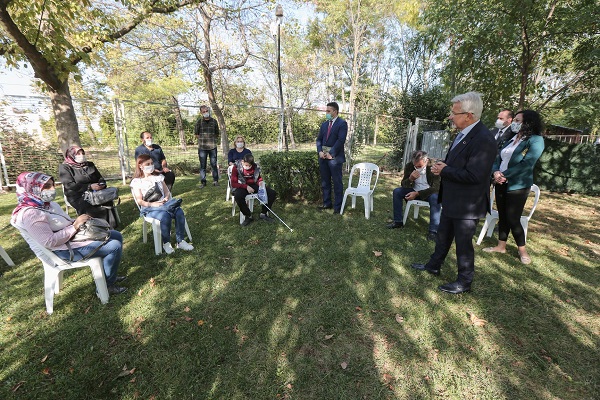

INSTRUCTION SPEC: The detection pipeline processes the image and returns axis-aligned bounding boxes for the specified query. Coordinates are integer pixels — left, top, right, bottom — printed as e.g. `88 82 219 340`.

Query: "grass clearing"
0 146 598 399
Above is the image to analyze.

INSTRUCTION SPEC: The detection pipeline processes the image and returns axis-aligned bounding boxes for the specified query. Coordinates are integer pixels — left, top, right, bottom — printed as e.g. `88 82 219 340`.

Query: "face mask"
143 165 154 174
74 155 86 163
144 139 152 146
494 119 504 129
202 112 210 118
236 142 244 149
511 122 522 133
416 166 426 174
242 165 252 171
325 113 332 121
40 189 56 202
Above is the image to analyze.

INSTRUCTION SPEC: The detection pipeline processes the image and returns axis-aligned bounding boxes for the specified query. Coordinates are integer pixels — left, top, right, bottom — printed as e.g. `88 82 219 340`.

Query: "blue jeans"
140 205 187 244
392 187 441 232
54 230 123 286
198 148 218 183
319 158 343 211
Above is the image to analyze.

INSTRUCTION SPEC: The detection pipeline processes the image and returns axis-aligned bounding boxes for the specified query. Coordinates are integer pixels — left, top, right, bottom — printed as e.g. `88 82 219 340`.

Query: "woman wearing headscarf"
58 145 114 224
11 172 127 295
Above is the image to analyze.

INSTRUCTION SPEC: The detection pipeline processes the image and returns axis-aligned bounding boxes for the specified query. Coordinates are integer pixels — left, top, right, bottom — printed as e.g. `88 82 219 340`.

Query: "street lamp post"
274 4 286 152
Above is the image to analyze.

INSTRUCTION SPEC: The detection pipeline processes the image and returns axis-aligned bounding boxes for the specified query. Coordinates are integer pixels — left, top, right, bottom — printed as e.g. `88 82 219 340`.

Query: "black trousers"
495 184 530 246
234 184 276 217
426 213 479 285
161 171 176 192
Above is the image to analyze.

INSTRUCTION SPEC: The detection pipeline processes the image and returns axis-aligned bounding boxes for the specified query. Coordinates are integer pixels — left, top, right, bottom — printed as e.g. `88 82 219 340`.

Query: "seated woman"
58 145 117 226
228 135 252 166
11 172 127 295
231 154 277 226
130 155 194 254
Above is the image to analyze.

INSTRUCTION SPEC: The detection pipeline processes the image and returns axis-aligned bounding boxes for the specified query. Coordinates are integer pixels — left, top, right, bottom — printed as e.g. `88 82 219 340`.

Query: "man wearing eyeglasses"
410 92 497 294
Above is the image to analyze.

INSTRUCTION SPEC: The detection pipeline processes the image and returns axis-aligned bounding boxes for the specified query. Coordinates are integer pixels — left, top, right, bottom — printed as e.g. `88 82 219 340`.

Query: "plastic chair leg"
151 220 162 255
0 245 15 267
340 194 348 215
403 202 412 225
89 259 109 304
476 217 493 245
364 196 370 219
44 265 60 314
521 218 529 242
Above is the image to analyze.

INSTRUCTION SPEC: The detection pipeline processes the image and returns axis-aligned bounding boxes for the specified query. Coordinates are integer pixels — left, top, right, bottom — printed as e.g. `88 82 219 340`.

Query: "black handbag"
143 182 163 202
83 187 119 206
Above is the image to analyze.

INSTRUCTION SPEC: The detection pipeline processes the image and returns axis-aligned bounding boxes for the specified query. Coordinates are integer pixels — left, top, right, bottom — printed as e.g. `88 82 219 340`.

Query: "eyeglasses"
449 111 470 116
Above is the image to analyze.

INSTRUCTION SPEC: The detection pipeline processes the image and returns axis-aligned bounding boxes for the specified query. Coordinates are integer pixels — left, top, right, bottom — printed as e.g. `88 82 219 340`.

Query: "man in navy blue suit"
411 92 497 294
316 102 347 214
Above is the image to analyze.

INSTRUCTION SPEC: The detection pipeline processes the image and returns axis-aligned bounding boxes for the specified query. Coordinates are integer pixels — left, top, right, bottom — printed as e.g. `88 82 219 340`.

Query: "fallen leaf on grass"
6 316 12 322
373 250 382 257
42 367 50 375
468 312 488 327
149 278 156 287
383 373 394 384
197 320 204 326
324 334 334 340
129 377 136 383
184 306 190 312
137 289 144 296
41 355 48 363
395 314 404 323
355 306 362 311
556 246 570 257
84 306 91 314
11 381 25 392
116 365 136 379
286 383 293 389
340 361 348 370
183 316 193 322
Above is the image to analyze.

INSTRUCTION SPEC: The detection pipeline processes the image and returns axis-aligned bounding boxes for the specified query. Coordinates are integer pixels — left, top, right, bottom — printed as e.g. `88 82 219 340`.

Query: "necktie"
451 131 465 150
326 121 333 141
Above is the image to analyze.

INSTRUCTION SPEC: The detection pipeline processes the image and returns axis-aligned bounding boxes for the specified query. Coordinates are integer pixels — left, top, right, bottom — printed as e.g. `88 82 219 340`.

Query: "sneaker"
213 181 219 186
260 213 275 223
241 216 254 226
163 242 175 254
177 240 194 251
386 222 403 229
199 182 207 189
115 276 127 283
108 285 128 295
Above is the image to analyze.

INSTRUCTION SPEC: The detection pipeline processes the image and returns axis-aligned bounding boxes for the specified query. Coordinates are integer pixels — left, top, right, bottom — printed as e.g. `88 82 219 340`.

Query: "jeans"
53 230 123 286
198 148 218 183
392 187 441 232
140 205 187 244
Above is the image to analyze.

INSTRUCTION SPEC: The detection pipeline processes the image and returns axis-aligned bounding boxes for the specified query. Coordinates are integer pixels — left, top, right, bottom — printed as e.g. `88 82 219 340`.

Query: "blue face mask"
325 113 332 121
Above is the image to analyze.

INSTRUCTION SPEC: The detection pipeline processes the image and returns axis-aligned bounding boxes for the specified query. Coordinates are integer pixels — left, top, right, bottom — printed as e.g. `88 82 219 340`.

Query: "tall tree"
0 0 203 152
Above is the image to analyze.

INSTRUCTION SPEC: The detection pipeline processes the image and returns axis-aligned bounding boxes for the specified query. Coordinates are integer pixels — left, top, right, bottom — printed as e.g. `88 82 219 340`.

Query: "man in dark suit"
316 102 347 214
490 108 514 148
411 92 497 294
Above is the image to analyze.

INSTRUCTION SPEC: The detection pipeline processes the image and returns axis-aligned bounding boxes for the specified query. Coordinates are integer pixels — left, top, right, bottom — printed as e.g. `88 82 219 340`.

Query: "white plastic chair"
131 188 192 255
11 223 109 314
403 200 431 226
226 165 233 202
340 162 380 219
476 184 541 245
0 245 15 267
228 165 259 224
63 194 74 215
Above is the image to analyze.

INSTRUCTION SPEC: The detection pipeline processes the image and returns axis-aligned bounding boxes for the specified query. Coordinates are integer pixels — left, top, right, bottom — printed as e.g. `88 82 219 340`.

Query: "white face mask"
74 155 86 163
40 189 56 202
202 112 210 118
236 142 244 149
143 165 154 174
494 119 505 129
511 122 522 133
144 139 153 146
242 165 252 170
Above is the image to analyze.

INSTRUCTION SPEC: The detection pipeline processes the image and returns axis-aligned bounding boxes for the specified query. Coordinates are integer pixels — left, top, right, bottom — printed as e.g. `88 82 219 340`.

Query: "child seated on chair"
130 155 194 254
230 154 277 226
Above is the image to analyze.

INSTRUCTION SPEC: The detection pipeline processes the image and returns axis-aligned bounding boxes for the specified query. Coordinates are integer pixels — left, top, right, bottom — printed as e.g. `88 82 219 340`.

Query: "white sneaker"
177 240 194 251
163 242 175 254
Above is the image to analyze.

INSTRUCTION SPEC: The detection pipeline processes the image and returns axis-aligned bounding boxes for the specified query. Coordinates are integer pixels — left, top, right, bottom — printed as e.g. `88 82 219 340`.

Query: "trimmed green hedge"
259 151 321 202
534 139 600 195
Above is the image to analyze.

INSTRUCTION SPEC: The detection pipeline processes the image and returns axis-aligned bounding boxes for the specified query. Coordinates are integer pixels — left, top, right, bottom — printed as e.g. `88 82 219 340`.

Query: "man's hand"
318 151 326 159
90 183 103 191
409 170 420 181
162 167 171 173
325 153 333 160
431 161 446 176
405 191 419 201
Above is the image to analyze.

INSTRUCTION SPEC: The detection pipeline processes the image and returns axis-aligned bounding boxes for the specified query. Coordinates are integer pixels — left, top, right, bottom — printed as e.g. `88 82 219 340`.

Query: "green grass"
0 145 598 399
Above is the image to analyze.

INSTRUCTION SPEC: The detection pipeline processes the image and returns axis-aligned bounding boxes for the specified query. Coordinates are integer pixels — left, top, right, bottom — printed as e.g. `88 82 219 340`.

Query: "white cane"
256 197 293 232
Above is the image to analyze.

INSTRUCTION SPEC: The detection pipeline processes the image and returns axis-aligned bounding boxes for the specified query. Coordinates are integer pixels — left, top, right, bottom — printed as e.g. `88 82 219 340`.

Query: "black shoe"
317 205 333 211
108 285 128 295
260 213 275 223
438 281 471 294
115 276 127 283
213 181 219 186
410 263 440 276
199 182 207 189
386 221 403 229
241 216 254 226
427 231 437 241
333 209 341 215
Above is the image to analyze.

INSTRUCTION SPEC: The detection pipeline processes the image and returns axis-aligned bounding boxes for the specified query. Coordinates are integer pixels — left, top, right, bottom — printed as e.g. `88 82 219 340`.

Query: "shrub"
259 151 321 202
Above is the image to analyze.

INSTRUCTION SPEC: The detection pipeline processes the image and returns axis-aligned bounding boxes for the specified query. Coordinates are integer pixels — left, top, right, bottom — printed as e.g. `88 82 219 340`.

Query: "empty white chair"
228 164 259 224
403 199 431 226
340 162 380 219
476 184 540 245
131 189 192 255
11 223 109 314
225 165 233 202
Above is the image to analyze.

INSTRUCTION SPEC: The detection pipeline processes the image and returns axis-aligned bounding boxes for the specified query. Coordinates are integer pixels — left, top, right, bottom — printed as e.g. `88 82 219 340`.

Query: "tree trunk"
171 96 187 151
286 107 296 150
48 80 80 154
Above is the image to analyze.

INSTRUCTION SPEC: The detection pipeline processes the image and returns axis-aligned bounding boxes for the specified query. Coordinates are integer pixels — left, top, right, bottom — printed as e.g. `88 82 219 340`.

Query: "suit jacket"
495 126 515 147
400 161 440 200
316 117 347 164
438 121 498 219
492 135 545 191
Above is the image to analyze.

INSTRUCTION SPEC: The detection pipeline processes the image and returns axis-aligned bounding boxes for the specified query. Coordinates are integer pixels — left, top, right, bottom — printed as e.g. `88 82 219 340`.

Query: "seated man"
134 131 175 191
386 150 441 241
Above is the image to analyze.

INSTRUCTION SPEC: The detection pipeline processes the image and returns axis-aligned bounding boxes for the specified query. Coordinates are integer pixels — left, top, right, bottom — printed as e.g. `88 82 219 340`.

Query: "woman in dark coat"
58 146 115 224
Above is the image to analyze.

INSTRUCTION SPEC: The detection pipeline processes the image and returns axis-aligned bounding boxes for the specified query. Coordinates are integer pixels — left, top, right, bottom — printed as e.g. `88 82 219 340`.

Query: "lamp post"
274 4 285 151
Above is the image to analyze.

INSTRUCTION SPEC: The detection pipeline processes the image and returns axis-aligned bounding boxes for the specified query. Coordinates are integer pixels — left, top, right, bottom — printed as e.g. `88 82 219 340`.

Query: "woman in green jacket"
484 110 545 264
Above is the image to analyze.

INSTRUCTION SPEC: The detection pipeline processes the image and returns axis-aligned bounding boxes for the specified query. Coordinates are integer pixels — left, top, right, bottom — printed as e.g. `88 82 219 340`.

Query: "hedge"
259 151 321 202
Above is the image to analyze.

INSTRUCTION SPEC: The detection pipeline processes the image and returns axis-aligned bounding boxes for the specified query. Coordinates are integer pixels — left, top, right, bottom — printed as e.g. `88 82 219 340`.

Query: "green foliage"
224 107 279 144
259 151 321 202
535 139 600 195
0 132 62 182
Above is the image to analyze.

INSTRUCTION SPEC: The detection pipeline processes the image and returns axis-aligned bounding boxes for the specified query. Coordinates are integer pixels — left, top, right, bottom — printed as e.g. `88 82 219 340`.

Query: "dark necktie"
326 121 333 141
451 131 465 150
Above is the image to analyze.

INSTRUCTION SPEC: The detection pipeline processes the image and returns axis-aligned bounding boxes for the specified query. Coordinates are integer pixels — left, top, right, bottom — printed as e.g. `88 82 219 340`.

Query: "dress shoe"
426 231 437 241
386 221 403 229
410 263 440 276
317 205 333 211
108 285 128 295
438 281 471 294
241 216 254 226
115 276 127 283
333 209 341 215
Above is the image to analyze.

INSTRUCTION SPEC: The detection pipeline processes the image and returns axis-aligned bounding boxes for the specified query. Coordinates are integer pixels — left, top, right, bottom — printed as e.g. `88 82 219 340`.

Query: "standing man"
410 92 497 294
194 105 220 188
386 150 441 241
490 108 514 147
316 102 347 214
134 131 175 191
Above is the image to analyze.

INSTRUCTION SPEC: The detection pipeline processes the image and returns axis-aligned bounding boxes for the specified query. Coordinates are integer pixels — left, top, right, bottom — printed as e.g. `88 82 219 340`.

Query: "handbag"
83 187 119 206
143 182 163 203
66 218 111 261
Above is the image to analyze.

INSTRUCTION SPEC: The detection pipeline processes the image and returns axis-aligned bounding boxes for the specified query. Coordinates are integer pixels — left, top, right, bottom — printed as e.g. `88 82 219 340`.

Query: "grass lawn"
0 146 598 399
